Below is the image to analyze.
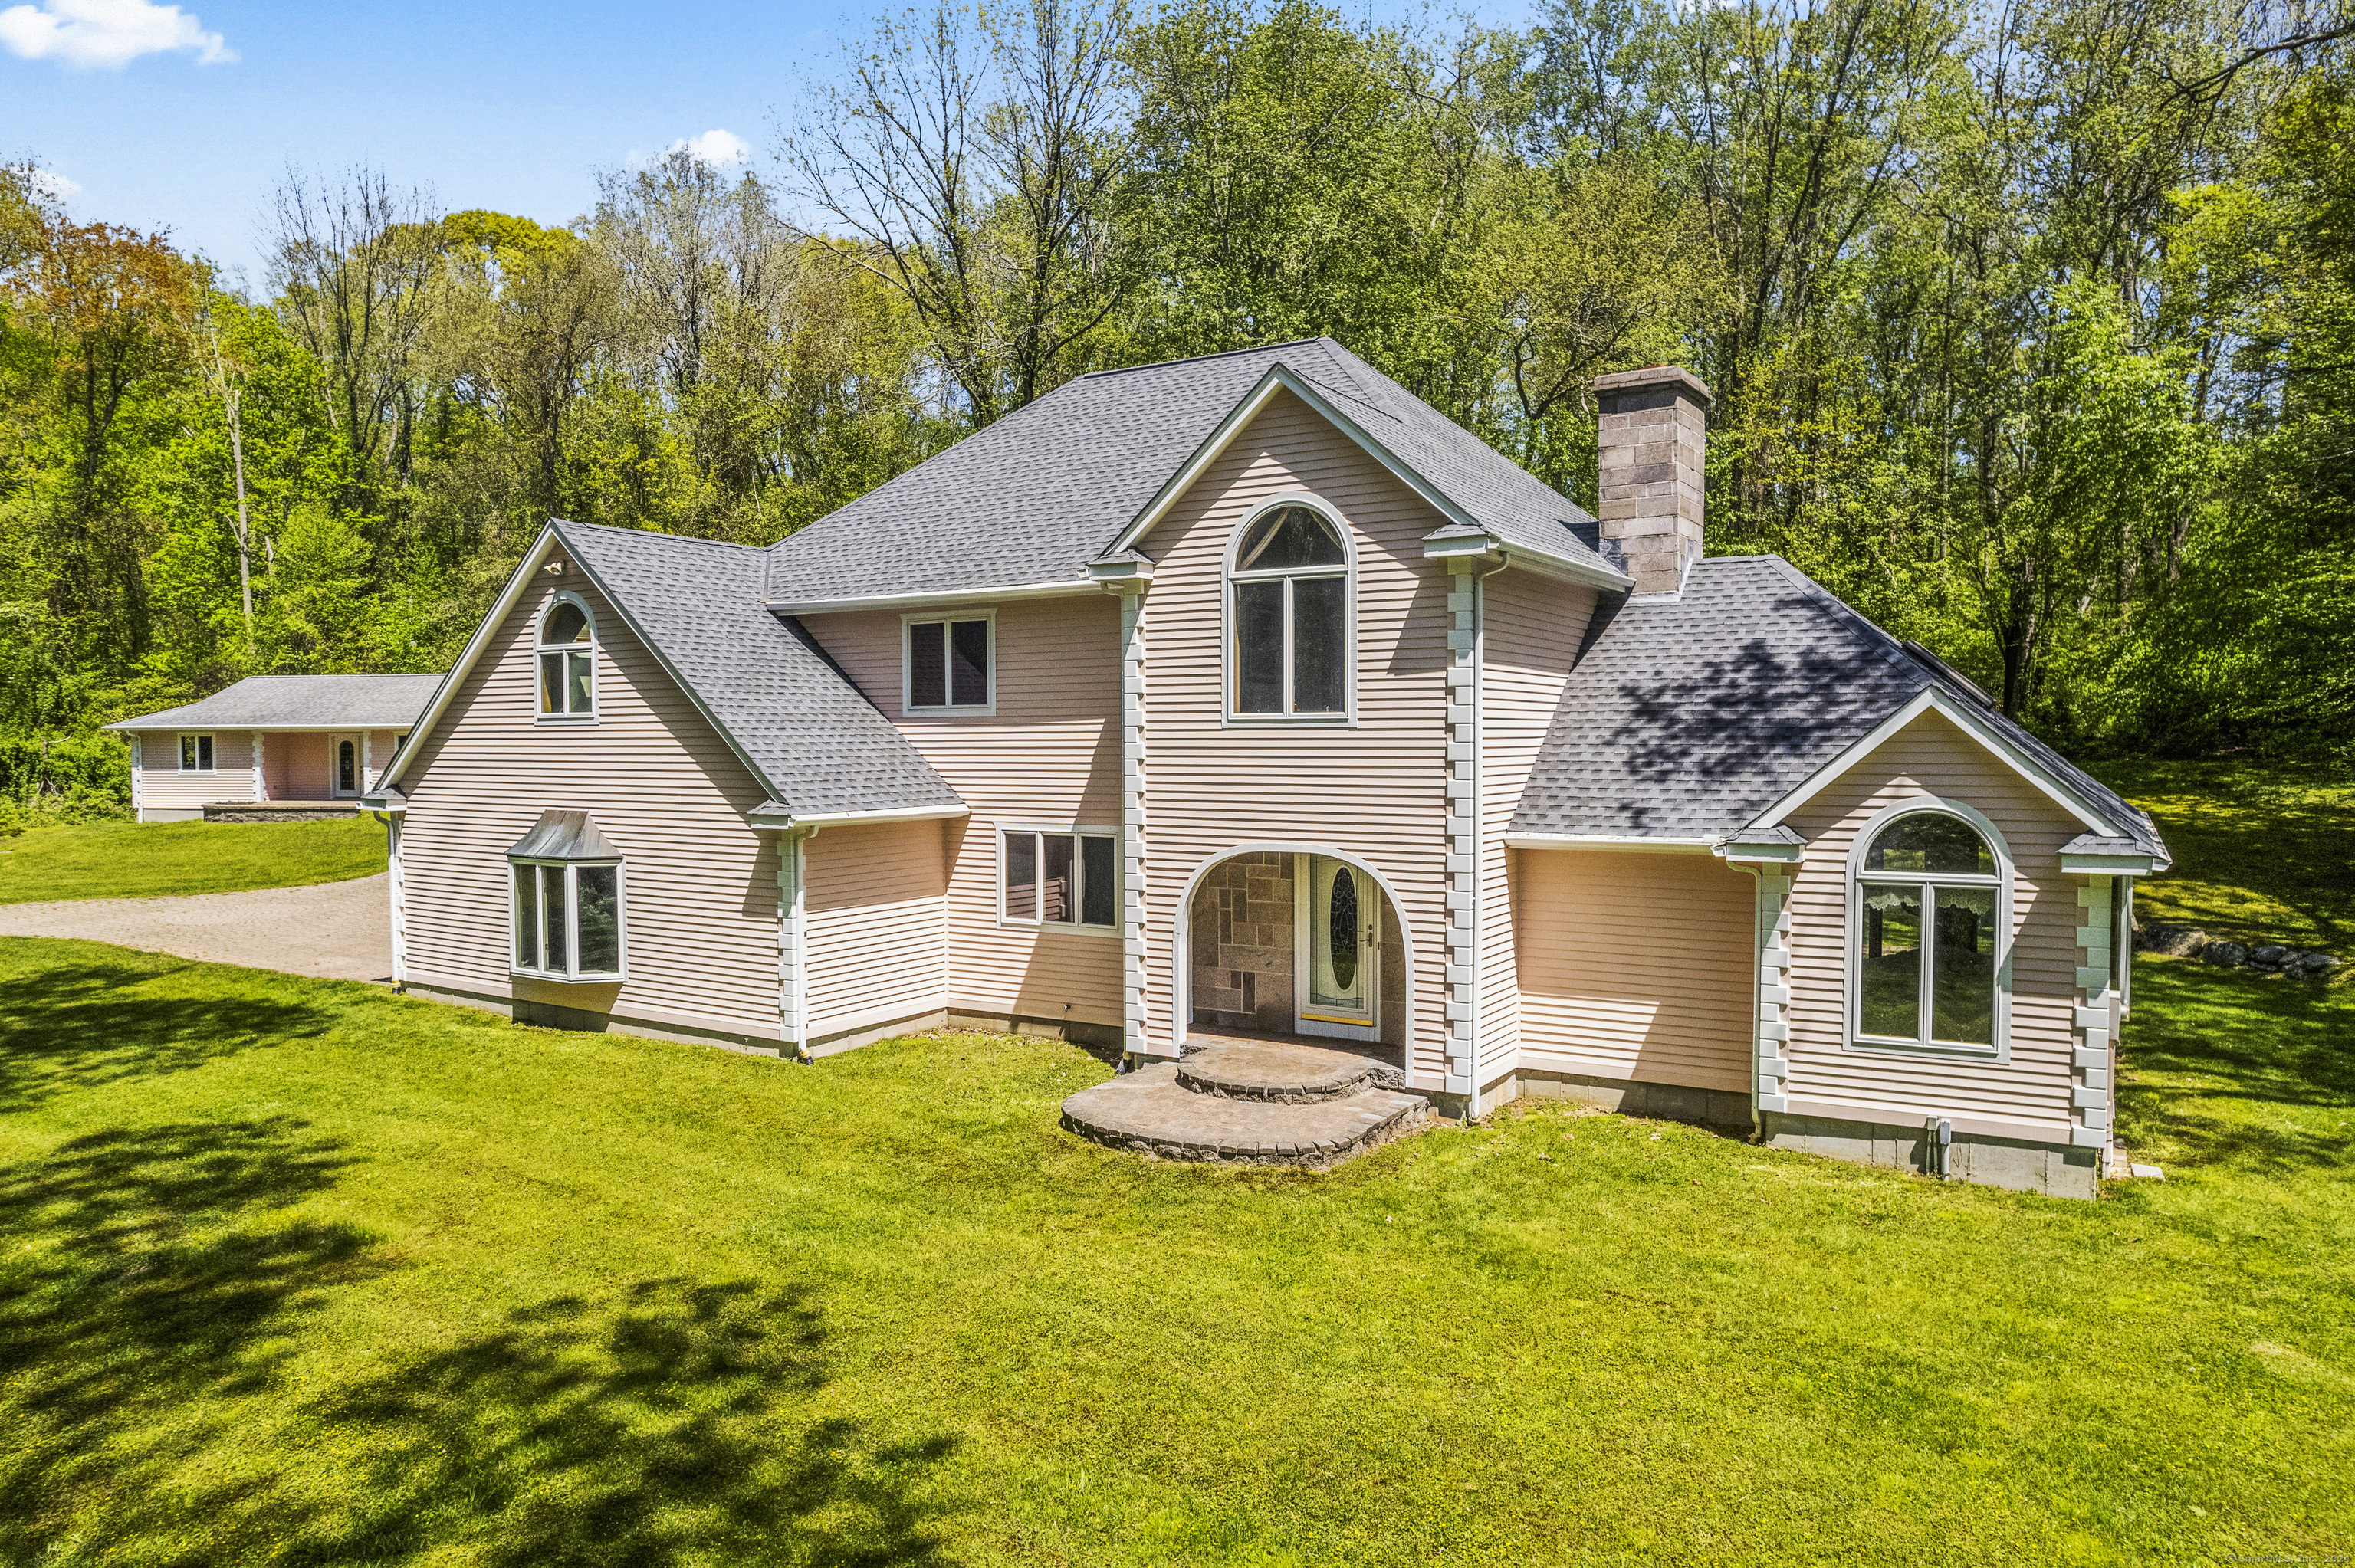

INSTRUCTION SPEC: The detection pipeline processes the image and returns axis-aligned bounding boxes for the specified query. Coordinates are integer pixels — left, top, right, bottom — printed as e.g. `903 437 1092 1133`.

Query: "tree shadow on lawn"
0 1118 963 1566
0 950 334 1114
291 1278 963 1567
2119 960 2355 1176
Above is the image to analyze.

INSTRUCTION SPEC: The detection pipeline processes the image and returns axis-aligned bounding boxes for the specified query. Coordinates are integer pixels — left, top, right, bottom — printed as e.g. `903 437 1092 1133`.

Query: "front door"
1295 854 1378 1041
330 733 360 798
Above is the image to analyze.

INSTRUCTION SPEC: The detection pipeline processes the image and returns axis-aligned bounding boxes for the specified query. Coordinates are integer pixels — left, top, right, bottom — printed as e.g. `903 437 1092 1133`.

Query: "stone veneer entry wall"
1189 851 1407 1048
1192 852 1296 1035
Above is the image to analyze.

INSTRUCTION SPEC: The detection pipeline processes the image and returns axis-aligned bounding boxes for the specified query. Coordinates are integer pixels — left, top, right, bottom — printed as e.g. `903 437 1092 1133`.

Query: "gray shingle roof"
1509 554 2168 861
105 674 443 731
764 338 1622 602
553 521 963 819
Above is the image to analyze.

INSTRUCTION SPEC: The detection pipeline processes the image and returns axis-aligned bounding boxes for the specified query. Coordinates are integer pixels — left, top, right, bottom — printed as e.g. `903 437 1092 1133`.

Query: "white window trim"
507 857 629 982
535 591 599 725
901 608 997 717
995 821 1122 937
1843 795 2014 1062
178 732 215 773
1222 492 1358 728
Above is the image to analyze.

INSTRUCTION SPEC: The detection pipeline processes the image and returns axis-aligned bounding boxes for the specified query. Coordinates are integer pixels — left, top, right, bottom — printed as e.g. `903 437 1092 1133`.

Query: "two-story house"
363 340 2166 1198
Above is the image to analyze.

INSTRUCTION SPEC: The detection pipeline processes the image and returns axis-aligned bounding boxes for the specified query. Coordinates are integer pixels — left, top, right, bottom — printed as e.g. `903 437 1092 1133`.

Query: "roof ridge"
1079 339 1325 380
553 517 764 556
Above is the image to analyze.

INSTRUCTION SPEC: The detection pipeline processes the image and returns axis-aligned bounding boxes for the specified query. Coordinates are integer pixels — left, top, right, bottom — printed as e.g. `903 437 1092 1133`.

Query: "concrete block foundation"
1762 1110 2099 1199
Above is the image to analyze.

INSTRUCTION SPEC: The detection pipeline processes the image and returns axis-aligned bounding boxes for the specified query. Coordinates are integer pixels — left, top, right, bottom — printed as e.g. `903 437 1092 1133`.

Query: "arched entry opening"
1177 847 1409 1064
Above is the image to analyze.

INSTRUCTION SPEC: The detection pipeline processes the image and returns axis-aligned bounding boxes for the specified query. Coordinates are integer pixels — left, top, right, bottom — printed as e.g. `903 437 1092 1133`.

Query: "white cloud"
669 128 749 166
0 0 235 67
25 166 80 198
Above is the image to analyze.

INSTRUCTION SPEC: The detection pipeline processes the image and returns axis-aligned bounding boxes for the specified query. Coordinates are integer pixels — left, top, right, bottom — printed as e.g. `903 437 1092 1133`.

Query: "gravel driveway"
0 874 393 983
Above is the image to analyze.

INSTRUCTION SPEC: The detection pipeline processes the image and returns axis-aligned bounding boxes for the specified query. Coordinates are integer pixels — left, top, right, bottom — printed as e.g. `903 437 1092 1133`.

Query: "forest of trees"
2 0 2349 818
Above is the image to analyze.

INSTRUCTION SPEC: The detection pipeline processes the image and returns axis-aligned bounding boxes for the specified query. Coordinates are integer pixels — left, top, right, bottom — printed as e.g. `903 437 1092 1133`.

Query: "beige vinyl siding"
1514 848 1756 1091
397 554 785 1042
1477 566 1596 1078
805 818 950 1036
133 730 253 815
1782 707 2085 1133
1134 387 1451 1072
796 595 1125 1029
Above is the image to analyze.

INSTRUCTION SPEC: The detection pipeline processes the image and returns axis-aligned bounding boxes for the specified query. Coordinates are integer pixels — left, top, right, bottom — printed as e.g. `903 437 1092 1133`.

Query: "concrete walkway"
0 874 394 983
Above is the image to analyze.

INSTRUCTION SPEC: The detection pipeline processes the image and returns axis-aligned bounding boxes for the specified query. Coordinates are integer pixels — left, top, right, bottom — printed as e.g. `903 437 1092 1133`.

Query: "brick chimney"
1593 366 1712 595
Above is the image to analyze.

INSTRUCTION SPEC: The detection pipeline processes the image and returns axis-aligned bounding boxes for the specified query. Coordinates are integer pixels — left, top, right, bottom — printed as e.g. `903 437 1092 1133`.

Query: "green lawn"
0 761 2346 1563
2101 758 2355 956
0 816 386 904
0 938 2347 1565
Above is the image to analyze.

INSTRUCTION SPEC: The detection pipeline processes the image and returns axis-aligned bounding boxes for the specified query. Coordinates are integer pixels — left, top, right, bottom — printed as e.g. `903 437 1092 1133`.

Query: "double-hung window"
507 810 626 980
538 598 596 720
178 733 215 772
1229 501 1350 719
905 614 992 713
1002 828 1117 932
1852 805 2008 1055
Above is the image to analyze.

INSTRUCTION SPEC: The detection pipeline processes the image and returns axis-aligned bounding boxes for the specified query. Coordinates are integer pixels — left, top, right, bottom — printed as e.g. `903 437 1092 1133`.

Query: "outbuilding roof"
104 674 443 733
1509 555 2168 861
762 337 1624 605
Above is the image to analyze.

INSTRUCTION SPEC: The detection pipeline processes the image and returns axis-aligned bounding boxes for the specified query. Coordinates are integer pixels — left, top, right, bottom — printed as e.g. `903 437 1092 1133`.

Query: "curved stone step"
1176 1038 1401 1103
1061 1064 1429 1169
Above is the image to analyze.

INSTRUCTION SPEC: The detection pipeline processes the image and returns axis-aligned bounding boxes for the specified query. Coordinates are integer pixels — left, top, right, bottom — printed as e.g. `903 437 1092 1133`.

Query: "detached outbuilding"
105 674 442 822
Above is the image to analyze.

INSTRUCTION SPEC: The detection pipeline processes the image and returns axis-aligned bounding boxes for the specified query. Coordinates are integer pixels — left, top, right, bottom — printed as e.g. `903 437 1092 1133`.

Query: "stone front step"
1177 1037 1401 1102
1060 1063 1429 1169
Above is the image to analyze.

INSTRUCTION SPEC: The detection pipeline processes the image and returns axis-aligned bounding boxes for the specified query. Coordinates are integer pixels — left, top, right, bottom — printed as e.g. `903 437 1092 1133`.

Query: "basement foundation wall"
1467 1069 2100 1198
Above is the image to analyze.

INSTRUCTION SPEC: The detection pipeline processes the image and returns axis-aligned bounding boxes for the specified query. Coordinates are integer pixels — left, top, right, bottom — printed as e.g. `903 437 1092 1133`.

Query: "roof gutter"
764 580 1099 616
747 802 970 832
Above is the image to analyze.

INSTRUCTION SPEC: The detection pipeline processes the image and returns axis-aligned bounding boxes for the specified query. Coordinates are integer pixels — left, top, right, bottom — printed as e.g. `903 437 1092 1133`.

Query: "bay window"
507 809 626 980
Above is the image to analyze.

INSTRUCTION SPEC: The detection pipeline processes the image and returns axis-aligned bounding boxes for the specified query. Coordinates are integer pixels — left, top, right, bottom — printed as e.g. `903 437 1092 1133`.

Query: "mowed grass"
0 938 2348 1565
0 815 386 904
2101 758 2355 955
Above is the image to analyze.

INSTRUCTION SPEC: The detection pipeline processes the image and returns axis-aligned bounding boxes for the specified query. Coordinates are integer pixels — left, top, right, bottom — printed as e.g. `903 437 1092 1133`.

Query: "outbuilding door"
330 733 361 797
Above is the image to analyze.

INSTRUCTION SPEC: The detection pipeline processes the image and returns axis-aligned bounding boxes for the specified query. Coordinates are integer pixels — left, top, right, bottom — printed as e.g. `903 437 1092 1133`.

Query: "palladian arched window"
1229 501 1350 718
1853 805 2008 1053
538 596 596 720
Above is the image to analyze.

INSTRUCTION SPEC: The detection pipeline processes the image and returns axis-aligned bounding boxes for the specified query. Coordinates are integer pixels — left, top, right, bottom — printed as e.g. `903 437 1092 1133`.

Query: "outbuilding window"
538 596 597 720
507 809 626 980
904 612 993 713
1228 500 1351 720
1851 803 2008 1055
178 733 215 772
1001 826 1118 932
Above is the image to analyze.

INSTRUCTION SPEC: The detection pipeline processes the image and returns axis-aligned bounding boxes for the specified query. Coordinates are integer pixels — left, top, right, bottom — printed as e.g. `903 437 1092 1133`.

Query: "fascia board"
748 802 970 831
107 721 428 733
767 580 1096 616
372 526 563 795
554 530 790 807
1747 687 2118 838
1111 365 1484 552
1499 543 1633 593
1509 833 1721 848
2060 852 2159 874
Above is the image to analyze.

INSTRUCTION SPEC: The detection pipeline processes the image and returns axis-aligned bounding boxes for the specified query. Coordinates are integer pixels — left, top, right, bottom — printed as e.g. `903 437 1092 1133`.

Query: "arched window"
538 596 596 720
1851 803 2008 1053
1228 500 1350 718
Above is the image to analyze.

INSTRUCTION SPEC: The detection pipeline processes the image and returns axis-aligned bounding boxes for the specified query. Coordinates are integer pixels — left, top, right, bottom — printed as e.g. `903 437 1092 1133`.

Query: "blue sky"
4 0 1532 287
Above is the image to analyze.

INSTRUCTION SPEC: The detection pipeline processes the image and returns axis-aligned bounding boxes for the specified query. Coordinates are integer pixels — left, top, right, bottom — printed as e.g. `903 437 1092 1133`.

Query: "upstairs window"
178 733 215 772
538 597 596 720
1229 501 1350 719
1853 805 2008 1054
1002 828 1118 932
905 613 993 713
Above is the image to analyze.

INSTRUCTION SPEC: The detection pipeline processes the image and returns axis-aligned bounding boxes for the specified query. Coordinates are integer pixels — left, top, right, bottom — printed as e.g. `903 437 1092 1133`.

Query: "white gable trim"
372 525 563 795
1747 687 2118 838
1109 366 1630 592
373 523 788 812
